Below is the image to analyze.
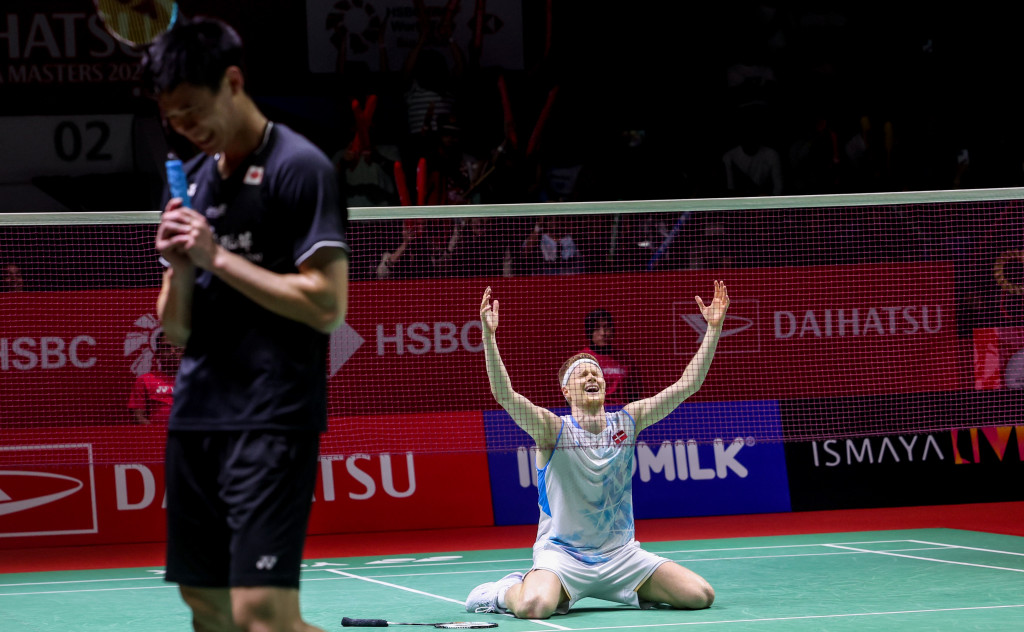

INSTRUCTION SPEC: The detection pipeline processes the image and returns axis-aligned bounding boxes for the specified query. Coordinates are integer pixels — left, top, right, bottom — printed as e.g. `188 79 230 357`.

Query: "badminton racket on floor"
342 617 497 629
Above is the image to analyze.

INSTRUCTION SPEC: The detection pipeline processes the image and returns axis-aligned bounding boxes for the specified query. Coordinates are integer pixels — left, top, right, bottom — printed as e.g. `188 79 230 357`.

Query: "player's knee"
698 582 716 608
687 580 715 610
231 593 277 630
512 590 560 619
180 587 234 632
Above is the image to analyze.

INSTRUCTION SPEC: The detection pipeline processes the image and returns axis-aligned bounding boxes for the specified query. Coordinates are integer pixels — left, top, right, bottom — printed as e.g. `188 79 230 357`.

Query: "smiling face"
561 360 606 408
158 71 238 156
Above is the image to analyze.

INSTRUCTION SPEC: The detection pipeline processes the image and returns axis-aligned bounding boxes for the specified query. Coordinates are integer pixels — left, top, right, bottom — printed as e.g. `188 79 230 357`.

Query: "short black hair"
141 16 245 97
585 308 614 342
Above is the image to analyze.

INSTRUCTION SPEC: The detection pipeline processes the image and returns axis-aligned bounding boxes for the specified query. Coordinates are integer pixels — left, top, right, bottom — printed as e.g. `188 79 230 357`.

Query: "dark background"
4 1 1024 213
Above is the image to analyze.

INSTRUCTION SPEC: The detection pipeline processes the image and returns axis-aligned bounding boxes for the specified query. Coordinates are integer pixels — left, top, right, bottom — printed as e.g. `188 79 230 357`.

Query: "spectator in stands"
438 216 511 278
333 126 400 281
376 219 449 279
721 105 783 197
787 109 841 195
517 215 583 275
398 12 464 179
842 114 887 192
432 113 485 206
127 332 180 425
578 308 641 406
332 105 400 209
1 259 23 292
0 245 22 292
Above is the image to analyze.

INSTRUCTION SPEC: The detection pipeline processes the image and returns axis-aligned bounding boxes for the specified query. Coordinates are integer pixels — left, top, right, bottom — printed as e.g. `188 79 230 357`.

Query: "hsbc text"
376 321 483 355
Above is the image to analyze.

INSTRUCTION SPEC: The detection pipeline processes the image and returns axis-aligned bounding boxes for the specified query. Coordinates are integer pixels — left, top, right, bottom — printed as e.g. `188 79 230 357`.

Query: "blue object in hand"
165 153 191 208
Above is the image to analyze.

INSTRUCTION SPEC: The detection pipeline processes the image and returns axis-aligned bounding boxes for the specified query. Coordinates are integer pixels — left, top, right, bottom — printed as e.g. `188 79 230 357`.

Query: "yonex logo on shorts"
256 555 278 570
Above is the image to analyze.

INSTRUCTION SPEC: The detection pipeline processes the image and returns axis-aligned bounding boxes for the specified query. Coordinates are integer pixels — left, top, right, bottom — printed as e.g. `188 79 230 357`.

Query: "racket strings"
96 0 178 46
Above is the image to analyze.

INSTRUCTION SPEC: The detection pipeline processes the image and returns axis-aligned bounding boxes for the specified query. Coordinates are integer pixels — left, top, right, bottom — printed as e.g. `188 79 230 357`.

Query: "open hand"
695 280 730 329
480 286 499 336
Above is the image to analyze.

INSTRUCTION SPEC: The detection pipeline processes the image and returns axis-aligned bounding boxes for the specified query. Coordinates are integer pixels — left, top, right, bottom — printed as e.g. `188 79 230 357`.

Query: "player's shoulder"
270 123 332 168
608 408 635 427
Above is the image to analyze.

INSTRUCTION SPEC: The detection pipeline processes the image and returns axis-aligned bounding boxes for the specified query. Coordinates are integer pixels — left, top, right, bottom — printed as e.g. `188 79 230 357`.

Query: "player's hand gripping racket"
342 618 497 629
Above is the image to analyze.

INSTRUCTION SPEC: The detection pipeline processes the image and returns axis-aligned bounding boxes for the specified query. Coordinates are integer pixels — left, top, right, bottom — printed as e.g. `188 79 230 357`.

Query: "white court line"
325 569 569 631
515 604 1024 631
653 539 931 556
0 576 164 588
0 544 966 589
307 540 944 574
308 548 967 583
823 544 1024 573
908 539 1024 558
0 584 176 597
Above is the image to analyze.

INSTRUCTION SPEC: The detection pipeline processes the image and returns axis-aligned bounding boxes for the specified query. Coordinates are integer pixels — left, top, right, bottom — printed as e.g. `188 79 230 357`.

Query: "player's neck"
572 402 605 431
218 103 269 177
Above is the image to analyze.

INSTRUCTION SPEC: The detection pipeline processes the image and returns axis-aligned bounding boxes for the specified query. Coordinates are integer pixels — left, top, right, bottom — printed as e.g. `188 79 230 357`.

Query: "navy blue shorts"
164 429 320 588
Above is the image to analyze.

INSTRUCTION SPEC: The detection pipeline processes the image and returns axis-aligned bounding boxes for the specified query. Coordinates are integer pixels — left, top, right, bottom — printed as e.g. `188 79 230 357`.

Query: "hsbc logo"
0 336 97 371
329 322 365 375
124 313 162 375
673 300 761 354
315 320 486 375
375 321 484 356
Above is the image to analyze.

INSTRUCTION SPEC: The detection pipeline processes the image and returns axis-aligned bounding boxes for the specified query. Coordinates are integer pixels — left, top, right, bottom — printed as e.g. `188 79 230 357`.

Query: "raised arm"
480 287 562 450
624 280 730 432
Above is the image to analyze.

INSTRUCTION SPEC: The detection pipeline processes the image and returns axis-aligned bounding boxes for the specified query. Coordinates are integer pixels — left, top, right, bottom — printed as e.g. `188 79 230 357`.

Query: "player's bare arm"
170 205 349 333
481 287 562 449
625 280 730 432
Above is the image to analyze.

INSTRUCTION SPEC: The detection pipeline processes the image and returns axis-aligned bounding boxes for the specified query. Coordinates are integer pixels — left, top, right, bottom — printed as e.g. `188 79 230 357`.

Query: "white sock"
497 585 512 609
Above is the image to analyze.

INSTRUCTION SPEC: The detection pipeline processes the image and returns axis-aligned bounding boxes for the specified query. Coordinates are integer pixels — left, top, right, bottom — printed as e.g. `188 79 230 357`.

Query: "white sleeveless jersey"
534 410 637 563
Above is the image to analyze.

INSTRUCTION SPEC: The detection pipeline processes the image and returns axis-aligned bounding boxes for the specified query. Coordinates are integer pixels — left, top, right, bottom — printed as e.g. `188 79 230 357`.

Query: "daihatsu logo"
0 471 83 516
674 300 760 353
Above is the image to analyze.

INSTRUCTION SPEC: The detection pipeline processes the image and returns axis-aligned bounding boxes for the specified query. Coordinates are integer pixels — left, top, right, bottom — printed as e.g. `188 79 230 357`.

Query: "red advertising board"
1 264 962 460
332 263 963 414
0 412 493 551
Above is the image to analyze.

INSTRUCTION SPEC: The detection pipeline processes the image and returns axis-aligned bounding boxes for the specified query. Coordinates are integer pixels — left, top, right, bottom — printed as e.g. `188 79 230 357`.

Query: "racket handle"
342 618 389 627
165 154 192 208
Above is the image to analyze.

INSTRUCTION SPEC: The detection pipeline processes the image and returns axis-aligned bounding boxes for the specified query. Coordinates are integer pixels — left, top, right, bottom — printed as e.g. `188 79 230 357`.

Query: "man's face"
563 362 605 406
591 320 614 348
158 74 235 155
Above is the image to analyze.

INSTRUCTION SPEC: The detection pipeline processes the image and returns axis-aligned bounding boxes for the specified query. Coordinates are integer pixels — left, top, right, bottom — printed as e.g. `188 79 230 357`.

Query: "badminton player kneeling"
144 17 349 632
467 282 728 619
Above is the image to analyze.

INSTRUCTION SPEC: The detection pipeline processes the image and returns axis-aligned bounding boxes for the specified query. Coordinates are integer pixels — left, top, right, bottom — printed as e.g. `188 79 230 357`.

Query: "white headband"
561 359 602 388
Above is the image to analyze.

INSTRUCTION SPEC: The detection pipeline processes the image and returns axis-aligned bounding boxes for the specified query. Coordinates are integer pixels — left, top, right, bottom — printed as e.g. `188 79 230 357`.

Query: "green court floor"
3 529 1023 631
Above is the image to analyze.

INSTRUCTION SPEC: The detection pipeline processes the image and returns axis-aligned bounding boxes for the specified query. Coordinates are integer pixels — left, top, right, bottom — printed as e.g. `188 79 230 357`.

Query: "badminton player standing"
467 282 727 619
143 17 348 632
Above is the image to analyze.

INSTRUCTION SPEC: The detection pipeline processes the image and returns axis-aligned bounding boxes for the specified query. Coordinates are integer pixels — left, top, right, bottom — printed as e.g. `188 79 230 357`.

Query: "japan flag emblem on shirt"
244 165 264 185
